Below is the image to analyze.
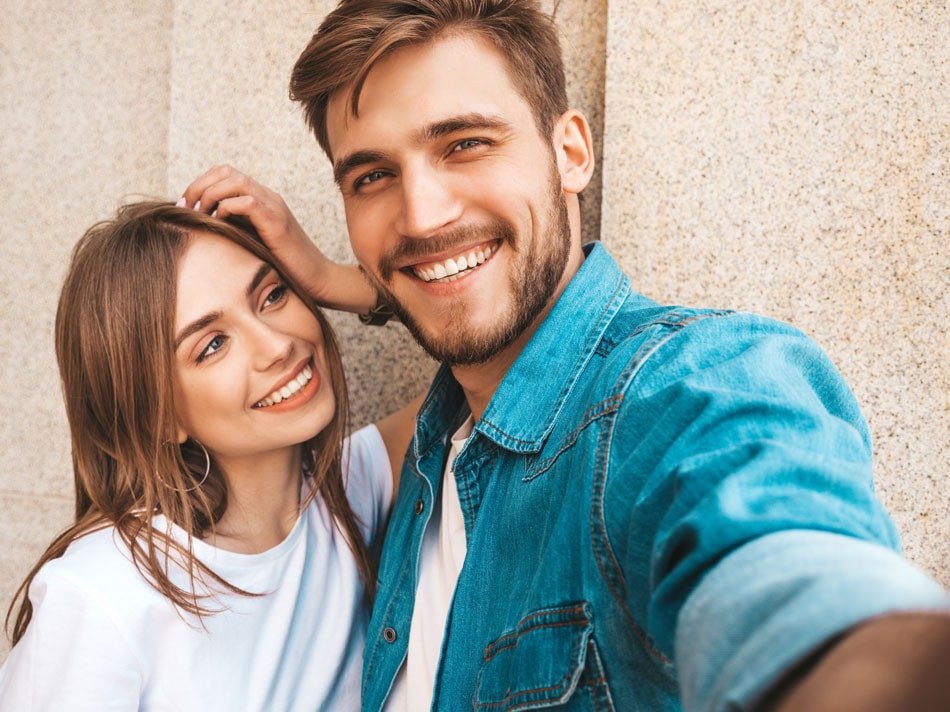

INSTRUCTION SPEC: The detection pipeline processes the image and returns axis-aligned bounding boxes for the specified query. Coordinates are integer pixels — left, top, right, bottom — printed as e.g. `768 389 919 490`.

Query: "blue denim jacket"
362 243 949 711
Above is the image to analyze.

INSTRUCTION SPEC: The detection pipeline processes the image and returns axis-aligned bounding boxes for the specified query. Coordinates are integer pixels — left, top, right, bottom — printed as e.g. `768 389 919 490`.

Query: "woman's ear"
553 109 595 195
176 425 189 445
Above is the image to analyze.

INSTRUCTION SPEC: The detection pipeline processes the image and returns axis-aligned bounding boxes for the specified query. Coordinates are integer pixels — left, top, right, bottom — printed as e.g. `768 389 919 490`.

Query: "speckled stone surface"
0 0 173 658
601 2 949 582
1 0 946 663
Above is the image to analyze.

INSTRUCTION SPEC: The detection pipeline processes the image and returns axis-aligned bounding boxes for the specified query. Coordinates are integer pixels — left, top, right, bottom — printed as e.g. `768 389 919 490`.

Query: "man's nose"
395 164 463 239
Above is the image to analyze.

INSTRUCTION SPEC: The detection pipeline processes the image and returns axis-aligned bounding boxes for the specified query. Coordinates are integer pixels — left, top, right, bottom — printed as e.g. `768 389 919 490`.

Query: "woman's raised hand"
180 166 376 314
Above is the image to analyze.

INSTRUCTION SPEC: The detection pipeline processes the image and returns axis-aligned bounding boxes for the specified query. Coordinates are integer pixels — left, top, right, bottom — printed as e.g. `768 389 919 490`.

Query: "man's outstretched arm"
764 612 950 712
602 310 950 711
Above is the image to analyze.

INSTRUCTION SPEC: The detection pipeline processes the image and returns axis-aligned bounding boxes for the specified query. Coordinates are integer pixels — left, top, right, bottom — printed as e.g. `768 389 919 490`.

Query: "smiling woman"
0 202 411 711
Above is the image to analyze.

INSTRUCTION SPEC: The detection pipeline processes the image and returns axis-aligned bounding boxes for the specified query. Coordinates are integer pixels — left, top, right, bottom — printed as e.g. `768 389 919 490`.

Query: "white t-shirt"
386 416 473 711
0 425 391 712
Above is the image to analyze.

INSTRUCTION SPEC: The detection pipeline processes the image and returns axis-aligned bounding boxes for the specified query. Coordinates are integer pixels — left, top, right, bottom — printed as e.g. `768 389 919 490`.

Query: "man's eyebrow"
332 113 512 186
175 263 274 350
333 150 388 186
418 113 512 142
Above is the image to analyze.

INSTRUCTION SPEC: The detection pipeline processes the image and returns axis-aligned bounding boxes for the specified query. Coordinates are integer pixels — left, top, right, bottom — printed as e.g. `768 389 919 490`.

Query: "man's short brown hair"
290 0 568 158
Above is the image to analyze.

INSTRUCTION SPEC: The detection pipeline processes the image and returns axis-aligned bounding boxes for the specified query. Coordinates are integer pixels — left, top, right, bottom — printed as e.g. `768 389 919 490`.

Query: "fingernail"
175 197 186 208
211 209 217 218
194 201 202 212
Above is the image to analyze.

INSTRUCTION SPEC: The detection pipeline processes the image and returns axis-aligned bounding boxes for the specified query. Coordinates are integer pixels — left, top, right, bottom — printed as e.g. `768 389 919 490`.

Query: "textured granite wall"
601 1 948 580
0 0 174 659
0 0 945 662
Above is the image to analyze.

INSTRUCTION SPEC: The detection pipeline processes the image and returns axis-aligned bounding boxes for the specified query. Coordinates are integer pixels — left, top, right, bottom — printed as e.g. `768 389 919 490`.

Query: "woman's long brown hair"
6 201 374 644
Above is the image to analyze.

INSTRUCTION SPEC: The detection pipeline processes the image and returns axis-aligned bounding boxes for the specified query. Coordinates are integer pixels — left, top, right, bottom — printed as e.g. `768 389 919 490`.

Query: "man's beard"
369 182 572 366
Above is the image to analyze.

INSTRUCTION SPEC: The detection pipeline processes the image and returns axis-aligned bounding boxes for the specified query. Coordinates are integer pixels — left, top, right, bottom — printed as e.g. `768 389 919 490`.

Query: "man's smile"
408 240 499 283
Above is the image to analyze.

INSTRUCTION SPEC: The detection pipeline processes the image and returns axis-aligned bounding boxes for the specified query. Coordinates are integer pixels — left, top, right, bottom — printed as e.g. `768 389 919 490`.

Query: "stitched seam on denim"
592 405 671 666
523 395 623 481
597 307 733 352
454 466 479 536
592 311 736 668
362 552 411 695
362 477 424 695
454 448 493 534
477 628 588 711
484 619 590 659
478 272 629 447
412 366 456 456
482 604 589 658
585 639 615 712
476 670 576 710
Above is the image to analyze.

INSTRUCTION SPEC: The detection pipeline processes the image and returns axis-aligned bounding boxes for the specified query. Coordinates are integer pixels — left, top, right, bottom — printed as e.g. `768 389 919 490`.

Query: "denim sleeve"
602 311 950 710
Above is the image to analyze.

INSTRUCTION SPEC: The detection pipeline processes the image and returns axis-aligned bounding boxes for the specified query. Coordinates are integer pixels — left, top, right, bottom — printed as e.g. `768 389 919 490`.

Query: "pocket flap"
474 603 594 710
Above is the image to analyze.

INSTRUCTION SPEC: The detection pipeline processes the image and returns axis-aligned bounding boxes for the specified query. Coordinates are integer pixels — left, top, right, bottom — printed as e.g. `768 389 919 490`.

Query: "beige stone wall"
601 1 949 578
1 0 946 660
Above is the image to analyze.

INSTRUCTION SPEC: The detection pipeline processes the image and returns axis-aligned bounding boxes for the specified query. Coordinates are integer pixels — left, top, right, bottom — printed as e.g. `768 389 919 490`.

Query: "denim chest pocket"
473 603 614 711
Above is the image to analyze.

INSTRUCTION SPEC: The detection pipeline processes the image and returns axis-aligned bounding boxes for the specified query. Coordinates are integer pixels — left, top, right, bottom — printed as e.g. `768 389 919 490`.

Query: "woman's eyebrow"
246 263 274 297
175 263 275 350
175 312 221 350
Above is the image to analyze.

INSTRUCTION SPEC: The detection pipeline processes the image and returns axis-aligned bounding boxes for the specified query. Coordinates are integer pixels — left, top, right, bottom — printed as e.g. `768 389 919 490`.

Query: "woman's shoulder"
35 521 176 617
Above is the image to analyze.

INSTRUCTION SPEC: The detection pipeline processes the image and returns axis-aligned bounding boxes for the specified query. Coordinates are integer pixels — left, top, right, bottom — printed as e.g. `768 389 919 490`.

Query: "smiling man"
319 32 584 384
184 1 949 710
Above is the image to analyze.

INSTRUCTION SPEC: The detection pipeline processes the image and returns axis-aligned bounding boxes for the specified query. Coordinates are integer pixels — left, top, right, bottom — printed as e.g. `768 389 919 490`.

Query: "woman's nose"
248 319 294 371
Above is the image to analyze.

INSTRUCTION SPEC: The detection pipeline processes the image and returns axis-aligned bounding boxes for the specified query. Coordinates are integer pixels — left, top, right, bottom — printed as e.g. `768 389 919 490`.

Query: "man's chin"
392 302 523 366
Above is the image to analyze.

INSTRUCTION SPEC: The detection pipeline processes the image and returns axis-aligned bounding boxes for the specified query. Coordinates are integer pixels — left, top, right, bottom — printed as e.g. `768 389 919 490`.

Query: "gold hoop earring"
181 439 211 492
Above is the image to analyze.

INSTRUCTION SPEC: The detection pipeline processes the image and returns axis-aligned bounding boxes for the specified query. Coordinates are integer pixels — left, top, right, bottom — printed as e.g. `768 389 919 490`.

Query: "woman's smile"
253 357 321 411
173 231 336 460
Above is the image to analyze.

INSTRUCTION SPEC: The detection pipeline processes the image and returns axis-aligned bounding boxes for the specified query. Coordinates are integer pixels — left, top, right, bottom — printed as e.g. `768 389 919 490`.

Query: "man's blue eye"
454 139 483 151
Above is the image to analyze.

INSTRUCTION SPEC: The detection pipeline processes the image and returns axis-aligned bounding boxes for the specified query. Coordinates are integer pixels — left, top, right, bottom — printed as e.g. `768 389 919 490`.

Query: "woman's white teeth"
414 243 495 282
256 364 313 408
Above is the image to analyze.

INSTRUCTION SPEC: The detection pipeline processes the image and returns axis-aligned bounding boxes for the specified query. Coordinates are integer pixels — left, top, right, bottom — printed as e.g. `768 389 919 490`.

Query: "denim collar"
475 241 632 452
413 242 646 458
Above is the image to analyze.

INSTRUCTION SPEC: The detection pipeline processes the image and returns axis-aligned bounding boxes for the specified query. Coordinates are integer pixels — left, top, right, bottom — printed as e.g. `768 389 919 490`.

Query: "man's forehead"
325 33 528 155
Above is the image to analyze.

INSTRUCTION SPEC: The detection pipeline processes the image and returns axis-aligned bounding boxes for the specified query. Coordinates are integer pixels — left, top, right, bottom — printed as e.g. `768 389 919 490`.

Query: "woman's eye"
263 283 289 307
197 335 226 363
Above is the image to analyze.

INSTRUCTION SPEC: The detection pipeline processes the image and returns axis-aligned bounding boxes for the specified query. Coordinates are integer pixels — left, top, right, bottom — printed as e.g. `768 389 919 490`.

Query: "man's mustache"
378 219 516 280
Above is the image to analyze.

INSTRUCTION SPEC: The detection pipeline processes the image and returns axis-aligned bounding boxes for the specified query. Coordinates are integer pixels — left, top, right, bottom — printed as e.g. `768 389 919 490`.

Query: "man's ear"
553 109 595 195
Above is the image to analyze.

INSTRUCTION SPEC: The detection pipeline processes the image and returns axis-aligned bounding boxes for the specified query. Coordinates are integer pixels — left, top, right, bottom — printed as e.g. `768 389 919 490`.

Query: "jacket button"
414 498 424 515
383 627 397 643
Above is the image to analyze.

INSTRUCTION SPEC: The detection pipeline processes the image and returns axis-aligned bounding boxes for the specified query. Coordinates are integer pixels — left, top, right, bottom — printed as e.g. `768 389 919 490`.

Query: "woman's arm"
180 165 377 314
375 392 427 494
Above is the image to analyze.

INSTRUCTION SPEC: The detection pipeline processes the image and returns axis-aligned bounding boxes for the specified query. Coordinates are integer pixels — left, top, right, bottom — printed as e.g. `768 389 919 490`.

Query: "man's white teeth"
413 243 496 282
255 364 313 408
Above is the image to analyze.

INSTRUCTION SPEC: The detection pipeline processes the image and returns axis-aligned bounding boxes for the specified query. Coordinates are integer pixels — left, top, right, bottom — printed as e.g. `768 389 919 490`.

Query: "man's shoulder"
590 295 817 398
